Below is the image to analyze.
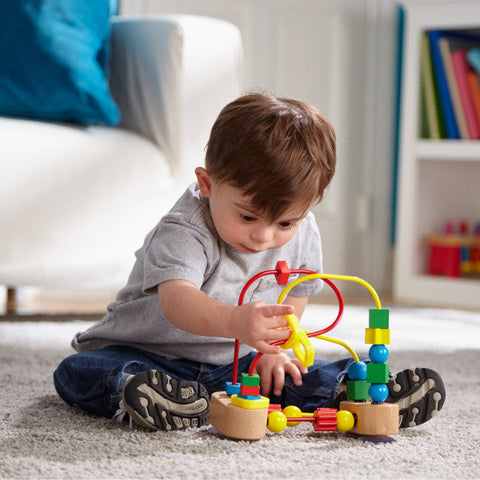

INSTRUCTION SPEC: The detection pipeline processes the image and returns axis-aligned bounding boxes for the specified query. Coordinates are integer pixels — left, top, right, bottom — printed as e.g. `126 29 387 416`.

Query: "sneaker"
387 367 445 428
121 369 210 431
332 367 446 429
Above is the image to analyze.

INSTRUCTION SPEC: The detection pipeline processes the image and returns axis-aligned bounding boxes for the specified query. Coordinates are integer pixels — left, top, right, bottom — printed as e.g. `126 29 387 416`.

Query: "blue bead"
369 383 388 403
348 361 367 381
225 382 241 396
369 344 389 363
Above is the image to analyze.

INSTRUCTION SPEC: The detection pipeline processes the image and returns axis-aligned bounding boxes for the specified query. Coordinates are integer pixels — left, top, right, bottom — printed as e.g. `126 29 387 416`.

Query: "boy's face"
196 168 308 254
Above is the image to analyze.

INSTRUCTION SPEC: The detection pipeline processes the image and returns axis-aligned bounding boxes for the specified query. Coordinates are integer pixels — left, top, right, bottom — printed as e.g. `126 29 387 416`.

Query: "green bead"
346 380 370 401
369 309 389 329
241 372 260 387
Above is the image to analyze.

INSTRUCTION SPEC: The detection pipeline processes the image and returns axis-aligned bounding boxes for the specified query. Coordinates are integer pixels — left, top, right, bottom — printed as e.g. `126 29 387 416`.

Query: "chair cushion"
0 0 120 125
0 116 178 289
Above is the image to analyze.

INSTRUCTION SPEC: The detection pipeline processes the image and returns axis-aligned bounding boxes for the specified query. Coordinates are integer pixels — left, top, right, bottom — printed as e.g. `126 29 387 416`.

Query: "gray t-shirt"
72 183 324 365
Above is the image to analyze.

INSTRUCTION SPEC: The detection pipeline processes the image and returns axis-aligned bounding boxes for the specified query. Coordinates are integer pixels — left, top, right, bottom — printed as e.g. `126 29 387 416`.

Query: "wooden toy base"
209 391 269 440
340 400 399 436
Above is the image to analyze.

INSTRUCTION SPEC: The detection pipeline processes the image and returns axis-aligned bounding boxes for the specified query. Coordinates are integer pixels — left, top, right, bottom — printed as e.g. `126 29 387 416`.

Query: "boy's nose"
250 226 274 244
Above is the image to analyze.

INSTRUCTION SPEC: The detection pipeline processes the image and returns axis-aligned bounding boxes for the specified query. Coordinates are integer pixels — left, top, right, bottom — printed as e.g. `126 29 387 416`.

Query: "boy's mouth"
239 244 261 253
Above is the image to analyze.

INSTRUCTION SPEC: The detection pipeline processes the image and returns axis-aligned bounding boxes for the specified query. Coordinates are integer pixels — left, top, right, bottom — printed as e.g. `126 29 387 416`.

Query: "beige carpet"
1 305 479 480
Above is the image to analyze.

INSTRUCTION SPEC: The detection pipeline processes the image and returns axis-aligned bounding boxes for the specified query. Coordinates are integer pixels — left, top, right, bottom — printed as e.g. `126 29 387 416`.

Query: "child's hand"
254 352 308 397
229 302 294 355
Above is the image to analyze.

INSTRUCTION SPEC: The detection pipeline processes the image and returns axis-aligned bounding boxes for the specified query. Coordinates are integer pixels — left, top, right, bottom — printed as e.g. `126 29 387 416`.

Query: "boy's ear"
195 167 213 197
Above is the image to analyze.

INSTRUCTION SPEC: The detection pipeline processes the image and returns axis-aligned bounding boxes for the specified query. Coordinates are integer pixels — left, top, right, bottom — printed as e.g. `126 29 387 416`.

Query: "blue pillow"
0 0 121 125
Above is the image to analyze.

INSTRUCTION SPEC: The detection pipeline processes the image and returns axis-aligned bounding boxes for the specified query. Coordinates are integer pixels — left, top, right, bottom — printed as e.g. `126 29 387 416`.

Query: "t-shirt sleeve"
142 215 219 294
288 212 324 297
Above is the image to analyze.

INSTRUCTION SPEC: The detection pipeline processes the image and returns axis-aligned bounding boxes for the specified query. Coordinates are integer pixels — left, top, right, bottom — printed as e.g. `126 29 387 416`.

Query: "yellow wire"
276 273 382 309
308 332 360 362
276 272 383 362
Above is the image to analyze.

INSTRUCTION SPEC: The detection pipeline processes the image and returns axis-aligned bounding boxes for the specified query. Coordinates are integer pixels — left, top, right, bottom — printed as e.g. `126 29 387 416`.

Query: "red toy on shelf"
208 261 399 440
426 220 480 278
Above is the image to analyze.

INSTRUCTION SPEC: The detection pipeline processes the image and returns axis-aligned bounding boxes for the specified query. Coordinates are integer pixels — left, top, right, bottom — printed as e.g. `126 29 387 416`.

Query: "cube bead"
275 261 291 285
241 373 261 387
365 328 390 345
240 384 261 397
346 380 370 401
367 362 390 384
369 309 390 329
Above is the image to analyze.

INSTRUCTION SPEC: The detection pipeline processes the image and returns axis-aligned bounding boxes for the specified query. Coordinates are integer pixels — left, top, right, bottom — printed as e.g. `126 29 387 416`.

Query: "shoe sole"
387 367 445 428
122 370 210 431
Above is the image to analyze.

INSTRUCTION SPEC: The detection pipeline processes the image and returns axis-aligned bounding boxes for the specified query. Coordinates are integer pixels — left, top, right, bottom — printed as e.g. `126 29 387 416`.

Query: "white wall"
121 0 399 293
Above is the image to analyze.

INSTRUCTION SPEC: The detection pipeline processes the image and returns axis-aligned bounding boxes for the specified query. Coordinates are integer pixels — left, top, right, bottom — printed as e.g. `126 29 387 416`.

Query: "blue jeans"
53 346 356 419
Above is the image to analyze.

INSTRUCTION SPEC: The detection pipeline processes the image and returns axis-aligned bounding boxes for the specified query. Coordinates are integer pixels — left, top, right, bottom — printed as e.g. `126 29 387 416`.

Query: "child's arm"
157 280 295 355
282 294 308 319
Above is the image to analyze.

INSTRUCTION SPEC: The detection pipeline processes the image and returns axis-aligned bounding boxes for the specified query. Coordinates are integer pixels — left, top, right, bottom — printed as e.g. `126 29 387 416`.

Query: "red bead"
275 261 290 285
313 408 338 432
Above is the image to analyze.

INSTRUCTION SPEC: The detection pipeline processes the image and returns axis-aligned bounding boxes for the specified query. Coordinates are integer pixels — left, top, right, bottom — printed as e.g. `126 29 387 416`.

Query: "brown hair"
205 91 336 221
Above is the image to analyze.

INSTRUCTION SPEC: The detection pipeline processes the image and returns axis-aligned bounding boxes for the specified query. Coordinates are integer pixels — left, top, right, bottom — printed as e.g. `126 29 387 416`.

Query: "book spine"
420 33 441 138
452 49 480 139
467 47 480 75
439 38 469 139
428 31 460 139
467 70 480 129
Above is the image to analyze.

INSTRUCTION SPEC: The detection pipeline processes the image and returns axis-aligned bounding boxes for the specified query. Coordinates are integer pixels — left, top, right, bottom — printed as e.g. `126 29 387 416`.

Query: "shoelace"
113 398 133 429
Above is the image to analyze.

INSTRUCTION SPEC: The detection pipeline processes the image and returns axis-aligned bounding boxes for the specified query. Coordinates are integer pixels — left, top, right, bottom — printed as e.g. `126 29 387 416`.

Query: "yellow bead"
267 411 287 432
283 405 303 427
336 410 355 432
231 394 270 410
365 327 390 345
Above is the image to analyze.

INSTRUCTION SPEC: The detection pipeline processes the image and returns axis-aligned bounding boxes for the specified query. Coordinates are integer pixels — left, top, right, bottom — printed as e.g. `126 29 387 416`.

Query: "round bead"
369 344 389 363
267 411 287 432
283 405 302 427
348 361 368 381
369 383 389 403
336 410 355 432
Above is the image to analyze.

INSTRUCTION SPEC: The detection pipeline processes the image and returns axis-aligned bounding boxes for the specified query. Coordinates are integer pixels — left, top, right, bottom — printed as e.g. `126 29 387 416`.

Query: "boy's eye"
241 214 256 222
279 221 296 230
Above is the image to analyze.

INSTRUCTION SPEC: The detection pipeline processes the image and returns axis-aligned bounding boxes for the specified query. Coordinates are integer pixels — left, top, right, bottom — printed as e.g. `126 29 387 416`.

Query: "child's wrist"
227 305 242 340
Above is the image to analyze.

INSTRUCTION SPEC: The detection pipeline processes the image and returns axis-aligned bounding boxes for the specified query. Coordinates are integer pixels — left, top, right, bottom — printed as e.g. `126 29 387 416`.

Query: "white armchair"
0 15 243 311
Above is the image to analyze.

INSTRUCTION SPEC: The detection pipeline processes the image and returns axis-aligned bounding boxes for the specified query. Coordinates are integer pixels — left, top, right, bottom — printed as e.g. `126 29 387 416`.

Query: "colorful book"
467 47 480 75
428 31 460 139
467 48 480 128
420 33 443 138
467 69 480 129
439 38 469 139
451 49 480 139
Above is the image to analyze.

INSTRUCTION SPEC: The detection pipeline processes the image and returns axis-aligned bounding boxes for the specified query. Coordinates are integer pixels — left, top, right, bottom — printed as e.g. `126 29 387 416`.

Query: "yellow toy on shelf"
208 261 399 441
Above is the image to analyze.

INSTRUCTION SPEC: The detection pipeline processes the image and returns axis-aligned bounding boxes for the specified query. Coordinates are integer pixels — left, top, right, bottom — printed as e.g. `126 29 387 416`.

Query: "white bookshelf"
393 1 480 309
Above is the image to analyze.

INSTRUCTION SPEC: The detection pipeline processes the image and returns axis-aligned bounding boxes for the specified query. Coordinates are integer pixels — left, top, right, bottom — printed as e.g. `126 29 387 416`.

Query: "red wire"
231 268 345 383
306 278 344 337
286 417 315 423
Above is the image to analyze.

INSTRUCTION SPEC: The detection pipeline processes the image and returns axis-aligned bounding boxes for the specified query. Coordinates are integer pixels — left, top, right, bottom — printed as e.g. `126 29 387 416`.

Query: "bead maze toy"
208 261 399 440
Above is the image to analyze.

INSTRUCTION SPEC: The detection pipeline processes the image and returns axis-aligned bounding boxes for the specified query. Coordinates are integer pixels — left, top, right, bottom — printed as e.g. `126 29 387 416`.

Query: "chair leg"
6 287 17 315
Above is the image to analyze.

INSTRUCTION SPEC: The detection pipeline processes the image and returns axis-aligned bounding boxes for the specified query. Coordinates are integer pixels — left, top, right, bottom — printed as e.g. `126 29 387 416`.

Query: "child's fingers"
260 372 273 397
256 341 282 355
265 325 291 343
272 368 286 396
269 315 289 329
284 361 305 387
291 358 309 375
265 303 295 317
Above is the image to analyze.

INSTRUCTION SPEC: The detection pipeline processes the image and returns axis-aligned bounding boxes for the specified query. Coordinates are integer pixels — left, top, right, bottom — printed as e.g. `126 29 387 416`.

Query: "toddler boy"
54 92 445 431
